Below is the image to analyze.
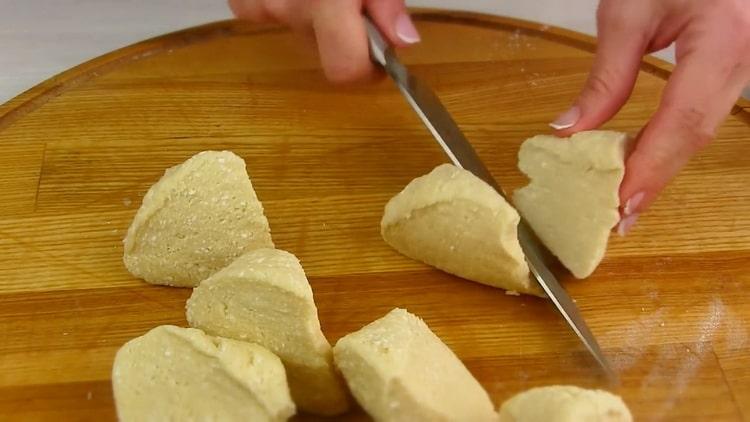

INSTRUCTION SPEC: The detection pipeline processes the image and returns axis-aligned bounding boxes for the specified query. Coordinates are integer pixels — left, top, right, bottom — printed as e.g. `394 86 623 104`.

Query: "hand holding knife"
364 16 616 381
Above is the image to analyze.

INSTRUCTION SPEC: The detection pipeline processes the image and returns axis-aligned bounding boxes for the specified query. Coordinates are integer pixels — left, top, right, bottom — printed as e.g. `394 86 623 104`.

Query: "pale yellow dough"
112 325 295 422
498 385 632 422
186 248 350 416
333 308 498 422
513 131 628 278
381 164 540 296
123 150 274 287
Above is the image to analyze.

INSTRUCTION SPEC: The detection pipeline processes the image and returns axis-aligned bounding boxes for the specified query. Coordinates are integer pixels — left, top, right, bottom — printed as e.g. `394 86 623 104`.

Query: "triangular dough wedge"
498 385 632 422
123 150 274 287
333 308 497 422
112 325 295 422
381 163 539 295
186 248 350 416
513 131 628 278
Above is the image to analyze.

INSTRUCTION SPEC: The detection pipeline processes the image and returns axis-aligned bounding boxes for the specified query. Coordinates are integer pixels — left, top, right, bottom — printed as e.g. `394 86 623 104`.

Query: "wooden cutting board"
1 10 749 421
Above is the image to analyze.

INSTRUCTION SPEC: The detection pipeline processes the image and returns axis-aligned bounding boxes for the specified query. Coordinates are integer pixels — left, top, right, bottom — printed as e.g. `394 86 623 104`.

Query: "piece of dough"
498 385 632 422
186 248 350 416
123 150 274 287
513 131 628 278
112 325 295 422
333 308 498 422
381 163 539 295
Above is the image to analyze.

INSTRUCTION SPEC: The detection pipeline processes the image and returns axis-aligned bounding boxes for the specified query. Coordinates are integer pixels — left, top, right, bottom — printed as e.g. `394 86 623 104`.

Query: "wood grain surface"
1 10 749 421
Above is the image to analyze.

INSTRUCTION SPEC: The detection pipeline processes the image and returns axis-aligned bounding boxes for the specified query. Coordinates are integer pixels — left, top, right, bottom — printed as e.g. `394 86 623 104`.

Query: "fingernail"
549 105 581 130
395 12 420 44
617 213 639 237
623 191 645 216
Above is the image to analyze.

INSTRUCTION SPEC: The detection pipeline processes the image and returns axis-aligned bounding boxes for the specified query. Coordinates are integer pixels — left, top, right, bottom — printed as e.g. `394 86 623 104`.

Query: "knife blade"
365 17 616 380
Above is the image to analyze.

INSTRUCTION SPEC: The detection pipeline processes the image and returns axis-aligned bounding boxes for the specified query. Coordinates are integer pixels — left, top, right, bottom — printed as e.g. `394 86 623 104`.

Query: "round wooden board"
1 10 749 421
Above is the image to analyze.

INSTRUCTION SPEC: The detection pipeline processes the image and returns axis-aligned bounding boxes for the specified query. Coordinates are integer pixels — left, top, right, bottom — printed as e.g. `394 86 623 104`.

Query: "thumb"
551 2 651 134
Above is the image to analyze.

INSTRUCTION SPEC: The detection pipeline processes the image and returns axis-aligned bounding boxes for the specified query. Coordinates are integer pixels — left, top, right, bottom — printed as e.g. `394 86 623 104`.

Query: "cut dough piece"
498 385 632 422
123 150 274 287
513 131 628 278
333 308 497 422
186 248 350 416
381 163 539 296
112 325 295 422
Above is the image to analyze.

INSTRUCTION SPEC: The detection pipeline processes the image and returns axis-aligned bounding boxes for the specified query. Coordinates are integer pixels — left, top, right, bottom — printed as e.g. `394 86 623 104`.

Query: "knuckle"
596 0 619 23
228 0 268 21
262 0 290 22
584 69 619 99
661 104 715 150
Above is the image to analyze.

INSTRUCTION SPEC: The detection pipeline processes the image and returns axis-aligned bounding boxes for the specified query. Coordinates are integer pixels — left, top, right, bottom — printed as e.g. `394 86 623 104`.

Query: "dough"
381 164 540 295
513 131 628 278
112 325 295 422
333 308 497 422
497 385 632 422
123 150 274 287
186 248 350 416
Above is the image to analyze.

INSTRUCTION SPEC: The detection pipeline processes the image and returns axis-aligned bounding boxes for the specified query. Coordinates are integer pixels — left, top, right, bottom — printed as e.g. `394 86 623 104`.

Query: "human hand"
549 0 750 235
228 0 420 83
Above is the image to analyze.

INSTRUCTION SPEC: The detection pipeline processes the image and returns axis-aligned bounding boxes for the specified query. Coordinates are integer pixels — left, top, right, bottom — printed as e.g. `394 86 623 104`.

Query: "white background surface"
1 0 746 104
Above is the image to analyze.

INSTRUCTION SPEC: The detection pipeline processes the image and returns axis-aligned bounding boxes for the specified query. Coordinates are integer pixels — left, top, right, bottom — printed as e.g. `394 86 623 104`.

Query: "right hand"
228 0 421 83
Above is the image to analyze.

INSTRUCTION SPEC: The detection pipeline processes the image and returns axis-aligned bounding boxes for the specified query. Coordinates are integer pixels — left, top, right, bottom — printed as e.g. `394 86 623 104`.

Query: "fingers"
228 0 273 22
365 0 420 47
229 0 311 31
310 0 373 83
617 27 750 233
551 0 658 134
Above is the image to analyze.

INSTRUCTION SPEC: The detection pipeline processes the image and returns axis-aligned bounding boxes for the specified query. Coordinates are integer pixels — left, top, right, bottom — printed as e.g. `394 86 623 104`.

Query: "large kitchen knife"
365 17 615 380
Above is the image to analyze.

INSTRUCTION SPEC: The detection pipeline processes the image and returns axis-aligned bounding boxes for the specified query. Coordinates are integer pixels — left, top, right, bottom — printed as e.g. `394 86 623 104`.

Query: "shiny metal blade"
365 18 615 380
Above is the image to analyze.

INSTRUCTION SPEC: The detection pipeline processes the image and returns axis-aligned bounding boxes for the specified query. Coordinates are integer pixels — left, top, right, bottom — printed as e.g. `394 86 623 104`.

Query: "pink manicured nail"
617 213 639 236
395 12 420 44
623 191 645 216
549 105 581 130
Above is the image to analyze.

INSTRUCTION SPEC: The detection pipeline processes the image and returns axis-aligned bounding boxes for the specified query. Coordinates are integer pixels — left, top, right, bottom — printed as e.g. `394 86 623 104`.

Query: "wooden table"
1 10 748 421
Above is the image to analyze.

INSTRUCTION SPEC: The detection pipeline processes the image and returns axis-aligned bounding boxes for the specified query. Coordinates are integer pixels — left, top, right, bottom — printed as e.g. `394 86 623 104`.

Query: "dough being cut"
123 150 274 287
186 248 350 416
381 163 539 295
112 325 295 422
513 131 628 278
333 308 497 422
498 385 632 422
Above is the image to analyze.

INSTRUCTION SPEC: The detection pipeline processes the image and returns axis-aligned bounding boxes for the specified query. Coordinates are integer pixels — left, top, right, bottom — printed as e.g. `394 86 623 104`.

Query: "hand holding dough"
498 385 632 422
333 308 497 422
381 164 540 296
112 325 295 422
513 131 628 278
186 248 350 416
123 150 274 287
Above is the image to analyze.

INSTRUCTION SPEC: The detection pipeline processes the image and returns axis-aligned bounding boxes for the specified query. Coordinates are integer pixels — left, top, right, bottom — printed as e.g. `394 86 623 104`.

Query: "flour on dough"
123 150 274 287
498 385 632 422
186 248 350 416
112 325 295 422
513 131 628 278
333 308 497 422
381 163 539 295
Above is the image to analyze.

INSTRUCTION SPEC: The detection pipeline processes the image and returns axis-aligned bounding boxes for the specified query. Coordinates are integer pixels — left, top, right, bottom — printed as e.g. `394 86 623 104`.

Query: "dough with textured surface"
333 308 497 422
513 131 628 278
123 150 273 287
112 325 295 422
498 385 631 422
381 164 539 295
186 248 349 416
